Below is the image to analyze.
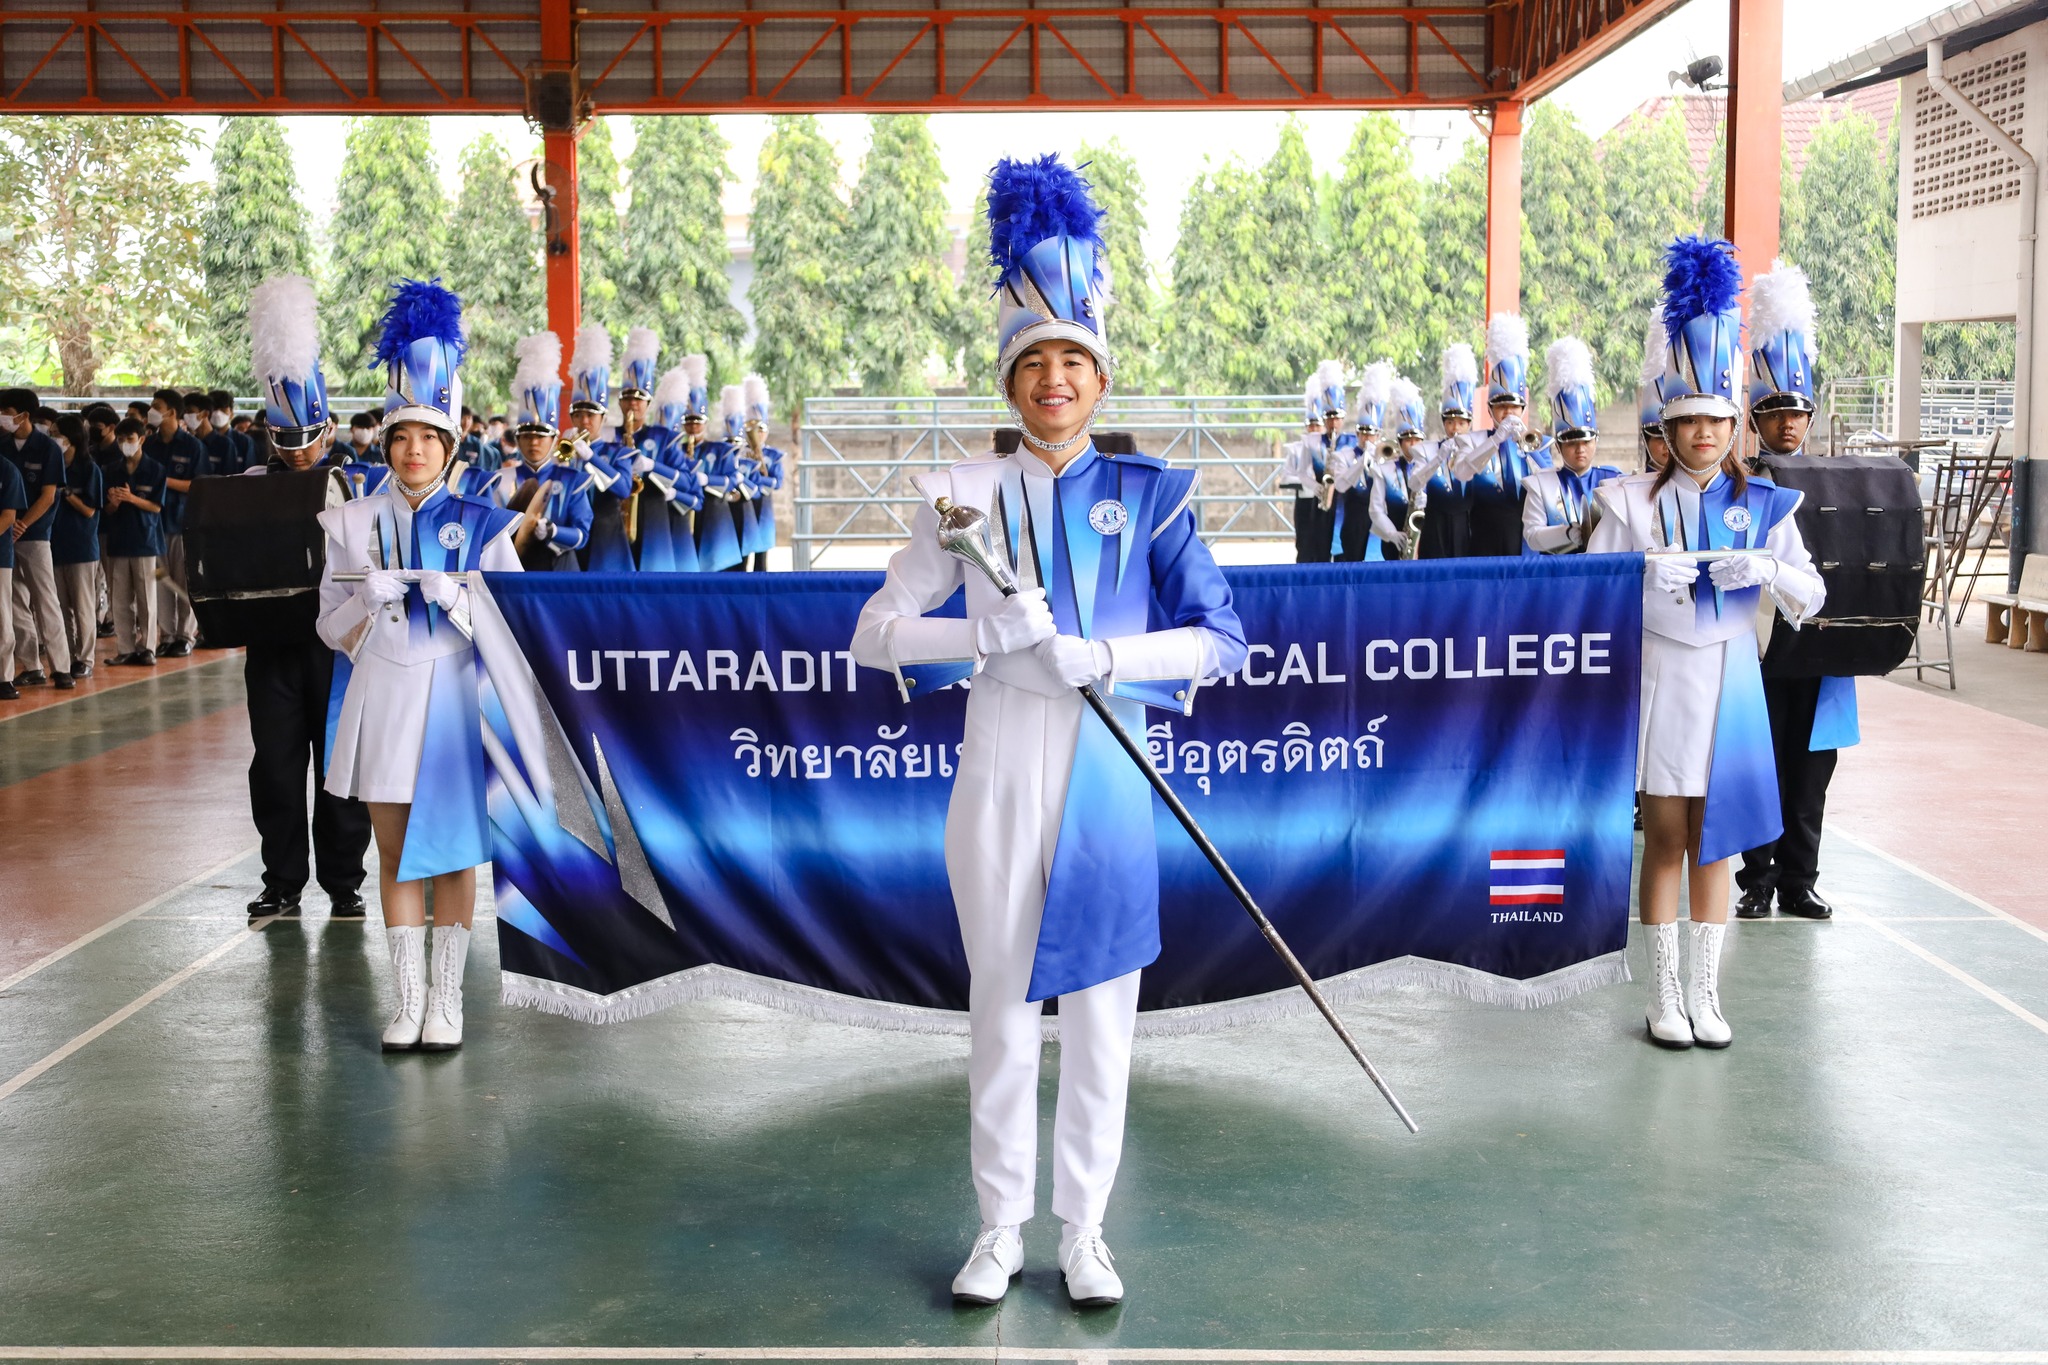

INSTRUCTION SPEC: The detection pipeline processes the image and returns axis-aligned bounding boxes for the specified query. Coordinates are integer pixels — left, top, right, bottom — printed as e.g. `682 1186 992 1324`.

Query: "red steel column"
1723 0 1783 291
1485 101 1524 319
540 0 579 364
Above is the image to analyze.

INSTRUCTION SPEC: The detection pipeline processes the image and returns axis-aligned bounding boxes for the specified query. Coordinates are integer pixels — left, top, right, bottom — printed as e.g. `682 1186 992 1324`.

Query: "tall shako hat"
1483 314 1529 408
1659 234 1744 421
1389 376 1426 439
743 374 772 426
719 384 745 441
569 326 612 415
1353 360 1394 433
372 278 466 441
249 274 330 452
1545 337 1598 442
1310 359 1346 421
1747 260 1818 415
512 332 564 437
1301 374 1322 429
988 155 1113 389
680 354 709 422
621 327 660 401
1440 343 1478 419
652 364 693 432
1638 311 1679 436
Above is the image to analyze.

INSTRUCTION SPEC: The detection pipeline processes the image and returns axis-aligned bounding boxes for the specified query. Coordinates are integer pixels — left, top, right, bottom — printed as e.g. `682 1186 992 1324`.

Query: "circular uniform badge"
1721 505 1753 534
1088 499 1130 536
438 522 468 550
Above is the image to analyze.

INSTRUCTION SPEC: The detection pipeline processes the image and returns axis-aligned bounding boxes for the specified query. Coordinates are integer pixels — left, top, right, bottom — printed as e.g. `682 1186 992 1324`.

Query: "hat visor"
270 419 330 452
998 321 1113 383
1751 393 1815 415
515 421 558 438
1440 404 1472 419
380 405 459 441
569 400 606 415
1661 395 1739 421
1552 425 1596 443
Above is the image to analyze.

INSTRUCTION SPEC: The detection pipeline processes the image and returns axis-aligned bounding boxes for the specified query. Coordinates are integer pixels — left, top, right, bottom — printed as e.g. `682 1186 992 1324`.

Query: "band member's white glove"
571 438 595 462
1035 634 1113 689
631 454 655 476
973 588 1055 656
535 518 556 543
418 569 462 612
1494 415 1523 446
1708 553 1779 591
358 568 407 607
1646 556 1700 596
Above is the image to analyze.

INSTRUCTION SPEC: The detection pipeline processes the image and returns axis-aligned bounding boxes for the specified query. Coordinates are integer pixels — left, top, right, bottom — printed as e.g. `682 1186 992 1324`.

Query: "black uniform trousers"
1293 494 1333 564
1334 488 1374 562
245 639 371 900
1736 675 1839 900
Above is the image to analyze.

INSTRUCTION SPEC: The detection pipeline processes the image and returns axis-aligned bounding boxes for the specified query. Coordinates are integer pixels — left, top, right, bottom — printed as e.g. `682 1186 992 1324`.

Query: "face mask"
352 431 372 448
213 410 231 428
120 440 141 458
0 414 17 434
35 422 53 436
182 413 201 432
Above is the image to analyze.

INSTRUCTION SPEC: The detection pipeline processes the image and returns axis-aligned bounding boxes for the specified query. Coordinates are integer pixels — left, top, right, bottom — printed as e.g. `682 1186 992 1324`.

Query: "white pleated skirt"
324 650 438 806
1637 631 1724 799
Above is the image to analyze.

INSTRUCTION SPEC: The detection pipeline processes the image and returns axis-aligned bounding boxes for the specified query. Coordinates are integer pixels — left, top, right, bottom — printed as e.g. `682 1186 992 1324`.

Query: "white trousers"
159 533 197 645
56 561 97 670
108 555 157 657
11 540 70 675
947 676 1140 1230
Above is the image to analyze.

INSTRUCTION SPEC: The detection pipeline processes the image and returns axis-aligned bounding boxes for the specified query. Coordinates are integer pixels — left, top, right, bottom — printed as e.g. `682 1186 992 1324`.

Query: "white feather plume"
511 332 563 398
1441 342 1478 393
1545 337 1595 400
744 373 771 415
1314 358 1346 394
682 353 708 389
1748 259 1818 361
623 326 660 367
571 325 613 376
652 364 692 416
1390 375 1423 415
1353 360 1394 423
719 384 745 422
1303 375 1322 406
248 274 321 384
1484 313 1528 369
1638 311 1670 388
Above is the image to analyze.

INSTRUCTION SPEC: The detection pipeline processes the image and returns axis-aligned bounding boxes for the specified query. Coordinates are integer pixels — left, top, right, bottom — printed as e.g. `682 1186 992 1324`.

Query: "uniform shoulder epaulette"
1105 449 1167 471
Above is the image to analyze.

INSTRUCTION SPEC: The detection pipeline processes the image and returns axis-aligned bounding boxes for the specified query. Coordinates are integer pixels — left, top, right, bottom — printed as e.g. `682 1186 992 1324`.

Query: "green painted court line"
1830 830 2048 948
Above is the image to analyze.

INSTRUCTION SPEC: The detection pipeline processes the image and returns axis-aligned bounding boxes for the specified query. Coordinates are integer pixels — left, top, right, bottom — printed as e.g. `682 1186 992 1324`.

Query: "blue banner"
470 557 1644 1031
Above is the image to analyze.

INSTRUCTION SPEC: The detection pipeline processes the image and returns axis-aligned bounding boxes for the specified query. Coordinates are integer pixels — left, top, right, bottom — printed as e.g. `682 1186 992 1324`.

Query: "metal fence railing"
793 394 1306 569
1821 377 2014 452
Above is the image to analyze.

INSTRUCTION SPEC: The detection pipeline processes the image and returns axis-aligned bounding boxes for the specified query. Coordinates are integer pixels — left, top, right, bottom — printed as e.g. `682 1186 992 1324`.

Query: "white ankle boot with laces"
381 925 427 1051
1645 921 1692 1049
1687 920 1732 1048
421 923 471 1051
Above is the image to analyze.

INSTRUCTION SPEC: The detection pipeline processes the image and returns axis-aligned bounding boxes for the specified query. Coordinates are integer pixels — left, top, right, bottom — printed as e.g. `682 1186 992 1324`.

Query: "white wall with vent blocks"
1910 48 2027 219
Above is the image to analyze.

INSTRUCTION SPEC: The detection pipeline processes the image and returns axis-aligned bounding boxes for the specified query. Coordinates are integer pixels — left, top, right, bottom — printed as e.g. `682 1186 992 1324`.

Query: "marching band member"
1366 376 1428 559
1410 344 1476 560
740 374 784 572
1587 236 1825 1053
1521 337 1619 555
1277 363 1343 564
611 328 677 570
1452 314 1551 557
1332 362 1390 561
695 385 749 573
1638 312 1678 474
646 362 705 573
503 332 593 574
315 279 523 1052
567 326 634 572
1735 262 1849 923
852 154 1246 1310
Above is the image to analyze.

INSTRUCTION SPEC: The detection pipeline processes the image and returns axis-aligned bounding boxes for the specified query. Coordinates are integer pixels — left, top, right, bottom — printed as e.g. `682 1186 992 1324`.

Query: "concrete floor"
3 653 2046 1361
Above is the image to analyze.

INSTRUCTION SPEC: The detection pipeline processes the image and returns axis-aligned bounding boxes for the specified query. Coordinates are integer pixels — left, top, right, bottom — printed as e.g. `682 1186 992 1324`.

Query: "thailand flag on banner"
1490 850 1566 905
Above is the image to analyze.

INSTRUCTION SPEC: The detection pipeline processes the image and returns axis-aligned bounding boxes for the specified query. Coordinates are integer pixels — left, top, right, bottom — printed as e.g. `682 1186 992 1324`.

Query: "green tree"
321 116 447 382
842 115 957 395
948 186 999 394
747 114 849 420
625 116 746 381
1254 118 1333 392
1166 157 1268 393
1598 106 1699 397
1521 102 1611 391
0 116 205 393
197 117 312 391
1075 138 1162 395
1413 136 1492 380
1798 111 1895 380
578 116 628 333
1329 113 1430 377
445 133 542 415
1925 321 2015 381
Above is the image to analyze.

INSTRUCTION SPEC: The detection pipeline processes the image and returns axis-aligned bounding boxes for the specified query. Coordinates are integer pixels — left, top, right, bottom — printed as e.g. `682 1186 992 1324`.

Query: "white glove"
571 438 595 462
1494 416 1523 446
1709 553 1779 591
358 568 407 607
973 588 1055 656
1035 634 1113 689
535 517 556 543
631 453 655 476
1647 556 1700 595
418 569 462 612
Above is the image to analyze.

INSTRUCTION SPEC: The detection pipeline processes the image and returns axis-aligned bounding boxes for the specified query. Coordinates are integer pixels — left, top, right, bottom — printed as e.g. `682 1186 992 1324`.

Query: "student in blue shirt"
0 453 24 700
143 388 208 657
51 415 104 679
2 386 75 689
104 417 167 667
204 389 250 475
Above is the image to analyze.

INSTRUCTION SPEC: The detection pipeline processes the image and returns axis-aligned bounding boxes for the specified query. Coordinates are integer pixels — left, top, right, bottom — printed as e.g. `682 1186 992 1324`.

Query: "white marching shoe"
381 925 427 1051
1058 1224 1124 1308
1645 921 1693 1050
950 1224 1022 1306
421 924 471 1051
1688 920 1732 1049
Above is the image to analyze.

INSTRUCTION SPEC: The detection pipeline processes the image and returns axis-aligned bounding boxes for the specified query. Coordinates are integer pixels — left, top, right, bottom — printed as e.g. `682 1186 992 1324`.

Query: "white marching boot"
1058 1224 1124 1308
1645 922 1693 1050
1687 920 1732 1049
381 925 427 1051
950 1224 1022 1306
421 924 471 1051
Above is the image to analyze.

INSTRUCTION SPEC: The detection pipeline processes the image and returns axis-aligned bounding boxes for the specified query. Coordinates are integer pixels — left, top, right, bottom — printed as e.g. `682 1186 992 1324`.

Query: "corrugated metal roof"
1783 0 2048 101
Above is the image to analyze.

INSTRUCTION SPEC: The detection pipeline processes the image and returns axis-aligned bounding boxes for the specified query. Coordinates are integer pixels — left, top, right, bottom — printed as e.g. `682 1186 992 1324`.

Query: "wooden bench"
1982 554 2048 650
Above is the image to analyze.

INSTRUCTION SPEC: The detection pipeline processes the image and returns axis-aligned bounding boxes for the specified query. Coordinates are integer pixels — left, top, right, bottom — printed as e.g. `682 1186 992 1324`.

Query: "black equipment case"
1756 453 1924 678
184 470 336 648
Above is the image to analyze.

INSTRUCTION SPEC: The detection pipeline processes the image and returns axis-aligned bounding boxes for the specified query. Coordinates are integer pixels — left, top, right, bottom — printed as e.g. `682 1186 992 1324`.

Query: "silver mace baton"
933 497 1419 1134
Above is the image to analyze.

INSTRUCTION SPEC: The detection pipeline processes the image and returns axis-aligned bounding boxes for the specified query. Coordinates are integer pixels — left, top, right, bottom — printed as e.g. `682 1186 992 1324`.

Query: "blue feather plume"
986 155 1105 282
1661 235 1742 341
372 277 466 368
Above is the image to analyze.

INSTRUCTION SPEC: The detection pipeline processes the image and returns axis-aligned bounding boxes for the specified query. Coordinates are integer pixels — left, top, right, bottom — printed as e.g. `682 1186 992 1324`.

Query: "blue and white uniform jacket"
503 460 594 558
1521 464 1622 556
